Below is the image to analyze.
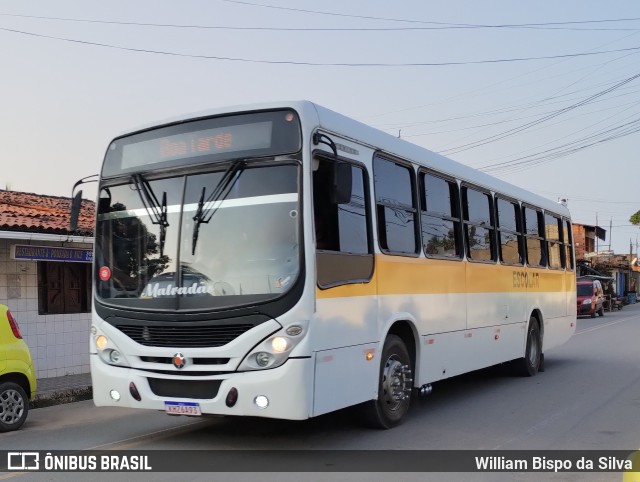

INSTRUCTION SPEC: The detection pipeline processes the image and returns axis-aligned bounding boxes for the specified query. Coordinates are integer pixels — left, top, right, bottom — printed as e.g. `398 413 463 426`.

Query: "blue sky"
1 0 640 254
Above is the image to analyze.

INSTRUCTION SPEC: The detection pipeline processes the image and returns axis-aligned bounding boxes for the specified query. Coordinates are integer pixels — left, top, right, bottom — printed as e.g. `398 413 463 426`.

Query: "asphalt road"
1 304 639 482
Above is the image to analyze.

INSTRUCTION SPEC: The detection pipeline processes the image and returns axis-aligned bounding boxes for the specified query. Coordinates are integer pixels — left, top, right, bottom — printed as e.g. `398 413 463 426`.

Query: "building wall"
572 224 600 260
572 224 586 260
0 238 91 378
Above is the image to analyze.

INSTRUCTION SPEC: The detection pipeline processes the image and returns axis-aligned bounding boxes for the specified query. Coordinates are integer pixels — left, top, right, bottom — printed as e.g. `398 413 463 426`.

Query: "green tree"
630 211 640 226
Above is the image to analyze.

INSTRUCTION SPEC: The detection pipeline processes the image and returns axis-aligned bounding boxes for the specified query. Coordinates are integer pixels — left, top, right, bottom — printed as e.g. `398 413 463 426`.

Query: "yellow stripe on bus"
317 255 576 299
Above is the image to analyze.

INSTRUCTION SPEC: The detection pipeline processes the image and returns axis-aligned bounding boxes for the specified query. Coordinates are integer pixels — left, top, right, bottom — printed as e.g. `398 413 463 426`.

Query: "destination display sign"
101 110 301 177
120 121 273 169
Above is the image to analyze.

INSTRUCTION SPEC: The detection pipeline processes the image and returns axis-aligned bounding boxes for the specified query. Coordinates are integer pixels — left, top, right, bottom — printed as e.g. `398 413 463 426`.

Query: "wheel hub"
382 356 412 410
0 390 24 424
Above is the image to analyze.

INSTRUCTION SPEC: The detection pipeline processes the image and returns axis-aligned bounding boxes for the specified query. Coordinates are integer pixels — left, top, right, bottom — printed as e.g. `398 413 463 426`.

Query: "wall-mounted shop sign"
10 245 93 263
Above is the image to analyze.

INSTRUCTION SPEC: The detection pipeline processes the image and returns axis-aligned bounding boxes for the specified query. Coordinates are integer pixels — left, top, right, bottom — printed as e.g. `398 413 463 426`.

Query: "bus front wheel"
356 335 413 429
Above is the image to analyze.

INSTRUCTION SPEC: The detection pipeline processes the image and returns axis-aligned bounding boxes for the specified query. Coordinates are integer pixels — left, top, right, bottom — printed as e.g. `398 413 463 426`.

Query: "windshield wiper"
192 160 245 255
132 174 169 257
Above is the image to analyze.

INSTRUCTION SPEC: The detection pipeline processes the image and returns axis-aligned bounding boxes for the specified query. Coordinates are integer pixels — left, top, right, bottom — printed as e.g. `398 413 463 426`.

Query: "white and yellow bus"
89 100 576 428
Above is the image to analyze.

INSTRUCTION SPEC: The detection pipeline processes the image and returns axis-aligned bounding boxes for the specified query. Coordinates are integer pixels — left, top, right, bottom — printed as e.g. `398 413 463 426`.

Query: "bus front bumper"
90 354 314 420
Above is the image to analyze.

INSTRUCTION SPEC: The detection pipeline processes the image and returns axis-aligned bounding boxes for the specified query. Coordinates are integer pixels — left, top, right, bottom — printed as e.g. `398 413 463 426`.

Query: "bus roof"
114 100 570 218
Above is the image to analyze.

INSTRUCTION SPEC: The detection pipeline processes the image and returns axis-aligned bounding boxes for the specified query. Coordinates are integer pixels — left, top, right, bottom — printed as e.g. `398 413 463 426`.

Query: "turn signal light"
226 387 239 407
129 382 141 401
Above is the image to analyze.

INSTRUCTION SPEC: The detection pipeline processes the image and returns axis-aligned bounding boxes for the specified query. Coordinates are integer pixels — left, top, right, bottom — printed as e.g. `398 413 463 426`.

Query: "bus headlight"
271 337 288 353
582 298 592 305
255 352 272 367
95 335 108 350
109 349 122 364
238 321 309 371
93 330 130 368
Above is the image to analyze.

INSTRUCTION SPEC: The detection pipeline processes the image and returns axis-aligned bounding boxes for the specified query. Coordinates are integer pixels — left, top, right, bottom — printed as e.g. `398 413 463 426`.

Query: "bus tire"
513 317 541 377
356 335 412 429
0 382 29 432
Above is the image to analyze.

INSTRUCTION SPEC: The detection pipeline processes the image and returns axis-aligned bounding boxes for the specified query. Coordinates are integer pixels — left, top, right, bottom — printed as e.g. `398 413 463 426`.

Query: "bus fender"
379 314 420 385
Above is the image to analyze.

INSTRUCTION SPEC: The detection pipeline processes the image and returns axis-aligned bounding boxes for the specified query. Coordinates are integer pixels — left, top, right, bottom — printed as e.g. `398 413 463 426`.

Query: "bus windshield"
94 162 301 311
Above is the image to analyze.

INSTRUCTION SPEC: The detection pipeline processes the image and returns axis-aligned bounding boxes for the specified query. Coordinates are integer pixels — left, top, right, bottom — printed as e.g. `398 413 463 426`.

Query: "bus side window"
313 157 373 288
564 219 574 269
373 156 418 256
496 197 524 265
313 159 341 252
420 172 462 259
462 185 496 262
523 206 547 267
545 213 563 269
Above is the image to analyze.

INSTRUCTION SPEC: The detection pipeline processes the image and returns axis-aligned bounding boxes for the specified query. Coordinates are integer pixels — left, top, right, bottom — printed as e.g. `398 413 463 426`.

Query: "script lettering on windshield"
141 282 213 298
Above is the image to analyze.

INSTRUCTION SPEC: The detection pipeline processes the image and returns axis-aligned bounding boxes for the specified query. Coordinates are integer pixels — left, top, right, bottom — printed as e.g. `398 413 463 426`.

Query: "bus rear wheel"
356 335 413 429
513 317 541 377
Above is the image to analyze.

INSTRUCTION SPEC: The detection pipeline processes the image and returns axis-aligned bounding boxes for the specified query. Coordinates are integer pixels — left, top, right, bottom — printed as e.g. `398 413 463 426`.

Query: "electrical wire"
221 1 640 29
439 71 640 155
2 11 640 31
2 25 640 67
481 118 640 174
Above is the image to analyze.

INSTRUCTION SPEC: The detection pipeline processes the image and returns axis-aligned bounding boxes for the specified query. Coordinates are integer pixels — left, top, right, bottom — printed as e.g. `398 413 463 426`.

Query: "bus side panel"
312 280 380 415
465 263 527 329
376 257 467 334
540 271 576 351
312 343 378 416
418 322 525 383
376 256 466 388
313 293 379 351
525 267 576 352
527 268 568 319
540 315 576 352
566 270 577 321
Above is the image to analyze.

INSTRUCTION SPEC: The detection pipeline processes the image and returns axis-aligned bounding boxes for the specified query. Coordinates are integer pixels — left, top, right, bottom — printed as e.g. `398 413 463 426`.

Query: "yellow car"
0 304 36 432
624 450 640 481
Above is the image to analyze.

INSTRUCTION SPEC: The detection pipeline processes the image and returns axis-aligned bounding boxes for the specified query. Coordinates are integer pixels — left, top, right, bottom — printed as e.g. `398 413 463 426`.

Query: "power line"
369 29 640 120
486 121 640 173
481 117 640 174
3 25 640 67
473 97 640 165
439 71 640 155
221 1 640 29
400 93 640 138
2 11 640 31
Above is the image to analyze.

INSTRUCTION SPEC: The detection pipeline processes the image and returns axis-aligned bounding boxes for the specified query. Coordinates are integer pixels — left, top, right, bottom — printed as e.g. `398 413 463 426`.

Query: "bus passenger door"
311 154 379 415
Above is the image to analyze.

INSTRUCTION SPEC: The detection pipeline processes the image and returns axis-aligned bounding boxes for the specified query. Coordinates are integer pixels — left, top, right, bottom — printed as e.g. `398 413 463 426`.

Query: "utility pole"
596 213 599 253
629 238 633 294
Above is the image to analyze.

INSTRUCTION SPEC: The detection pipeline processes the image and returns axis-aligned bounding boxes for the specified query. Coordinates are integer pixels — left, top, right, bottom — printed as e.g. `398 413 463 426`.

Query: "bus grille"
147 378 222 399
116 324 254 348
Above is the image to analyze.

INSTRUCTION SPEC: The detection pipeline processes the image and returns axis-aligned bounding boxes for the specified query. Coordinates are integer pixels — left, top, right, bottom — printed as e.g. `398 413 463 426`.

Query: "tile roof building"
0 190 94 236
0 190 95 379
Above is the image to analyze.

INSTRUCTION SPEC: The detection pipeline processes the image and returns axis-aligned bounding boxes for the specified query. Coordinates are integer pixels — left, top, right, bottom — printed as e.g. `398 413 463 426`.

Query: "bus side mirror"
70 190 83 232
331 162 352 204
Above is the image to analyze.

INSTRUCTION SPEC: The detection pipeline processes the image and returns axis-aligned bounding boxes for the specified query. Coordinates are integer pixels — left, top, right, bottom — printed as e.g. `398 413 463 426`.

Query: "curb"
30 387 93 409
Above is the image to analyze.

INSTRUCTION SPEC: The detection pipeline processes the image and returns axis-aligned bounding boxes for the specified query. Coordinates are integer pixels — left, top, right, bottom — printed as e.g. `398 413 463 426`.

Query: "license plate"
165 401 201 416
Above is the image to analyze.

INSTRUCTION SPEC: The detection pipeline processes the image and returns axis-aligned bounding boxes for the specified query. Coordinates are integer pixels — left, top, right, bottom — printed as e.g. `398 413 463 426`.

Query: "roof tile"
0 190 95 236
